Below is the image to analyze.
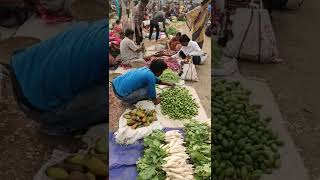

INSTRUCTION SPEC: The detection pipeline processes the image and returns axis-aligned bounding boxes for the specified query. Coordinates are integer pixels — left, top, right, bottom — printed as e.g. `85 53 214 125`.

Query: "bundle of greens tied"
159 69 180 84
160 87 199 120
185 121 211 180
212 79 284 180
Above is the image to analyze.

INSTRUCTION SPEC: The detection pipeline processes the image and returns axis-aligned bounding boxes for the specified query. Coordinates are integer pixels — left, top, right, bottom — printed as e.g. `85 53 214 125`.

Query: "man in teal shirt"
112 59 174 105
6 19 108 135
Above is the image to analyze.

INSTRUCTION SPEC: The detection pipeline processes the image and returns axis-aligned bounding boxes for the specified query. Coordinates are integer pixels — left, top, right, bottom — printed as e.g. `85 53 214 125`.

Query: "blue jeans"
115 87 150 105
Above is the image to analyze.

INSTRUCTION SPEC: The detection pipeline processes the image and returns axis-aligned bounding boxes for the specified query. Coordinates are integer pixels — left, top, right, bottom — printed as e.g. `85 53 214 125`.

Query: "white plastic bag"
180 63 199 82
200 53 209 65
114 100 163 144
225 0 282 63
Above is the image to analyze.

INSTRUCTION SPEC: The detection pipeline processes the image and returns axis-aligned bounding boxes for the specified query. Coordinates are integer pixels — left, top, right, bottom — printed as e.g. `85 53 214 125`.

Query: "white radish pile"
160 130 194 180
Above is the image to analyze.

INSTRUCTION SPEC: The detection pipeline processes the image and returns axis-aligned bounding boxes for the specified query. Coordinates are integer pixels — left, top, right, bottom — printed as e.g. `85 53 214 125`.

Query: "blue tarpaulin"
109 128 183 180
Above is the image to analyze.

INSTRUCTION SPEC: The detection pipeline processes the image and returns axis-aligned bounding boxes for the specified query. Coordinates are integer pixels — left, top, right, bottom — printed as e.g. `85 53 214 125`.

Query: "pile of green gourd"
160 69 180 84
160 87 199 120
212 79 284 180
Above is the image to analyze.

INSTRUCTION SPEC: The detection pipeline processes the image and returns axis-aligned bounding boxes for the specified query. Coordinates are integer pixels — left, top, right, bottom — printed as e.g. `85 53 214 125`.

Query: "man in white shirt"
120 28 145 64
172 34 208 64
172 34 202 58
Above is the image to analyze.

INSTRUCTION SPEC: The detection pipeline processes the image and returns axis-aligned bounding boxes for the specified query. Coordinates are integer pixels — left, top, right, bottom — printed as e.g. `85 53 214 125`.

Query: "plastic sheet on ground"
155 85 208 128
109 128 183 180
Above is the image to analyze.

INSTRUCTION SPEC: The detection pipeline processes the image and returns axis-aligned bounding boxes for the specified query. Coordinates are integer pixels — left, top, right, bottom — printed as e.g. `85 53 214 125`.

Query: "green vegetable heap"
137 130 167 180
159 69 180 84
185 121 211 180
167 27 178 36
212 79 284 180
160 87 199 120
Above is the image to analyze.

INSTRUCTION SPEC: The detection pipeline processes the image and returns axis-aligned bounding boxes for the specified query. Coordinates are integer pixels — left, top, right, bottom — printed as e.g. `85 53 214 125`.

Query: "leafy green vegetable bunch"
159 69 180 84
137 130 167 180
184 121 211 180
167 27 178 36
212 79 284 180
160 87 199 120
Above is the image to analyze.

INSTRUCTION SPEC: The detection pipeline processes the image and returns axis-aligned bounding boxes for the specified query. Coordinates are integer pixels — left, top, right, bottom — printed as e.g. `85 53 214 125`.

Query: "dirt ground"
0 96 83 179
238 1 320 179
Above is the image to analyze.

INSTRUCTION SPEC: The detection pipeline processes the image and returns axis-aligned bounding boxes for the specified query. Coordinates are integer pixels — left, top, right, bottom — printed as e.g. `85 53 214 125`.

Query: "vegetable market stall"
109 121 211 180
212 74 310 180
155 85 208 128
113 84 208 145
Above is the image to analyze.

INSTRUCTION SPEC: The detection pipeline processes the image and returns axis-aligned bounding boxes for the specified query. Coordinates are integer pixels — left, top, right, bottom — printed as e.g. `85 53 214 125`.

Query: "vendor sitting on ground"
148 7 169 41
120 28 145 64
112 59 174 105
112 19 123 38
168 32 182 51
1 19 108 136
172 34 203 59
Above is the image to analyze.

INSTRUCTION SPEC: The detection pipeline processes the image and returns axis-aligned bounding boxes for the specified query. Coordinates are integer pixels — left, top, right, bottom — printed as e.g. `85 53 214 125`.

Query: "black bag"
192 56 201 65
179 50 187 59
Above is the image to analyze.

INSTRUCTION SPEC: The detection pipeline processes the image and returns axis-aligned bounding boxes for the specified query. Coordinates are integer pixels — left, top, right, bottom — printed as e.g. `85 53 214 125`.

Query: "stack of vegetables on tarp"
160 87 199 120
159 69 181 84
212 79 284 180
114 80 207 144
144 50 180 72
136 121 211 180
146 56 180 72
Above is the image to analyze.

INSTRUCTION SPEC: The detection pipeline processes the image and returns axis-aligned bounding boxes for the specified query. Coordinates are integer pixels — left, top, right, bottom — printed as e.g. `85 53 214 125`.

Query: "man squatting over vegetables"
112 59 174 105
0 19 107 136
